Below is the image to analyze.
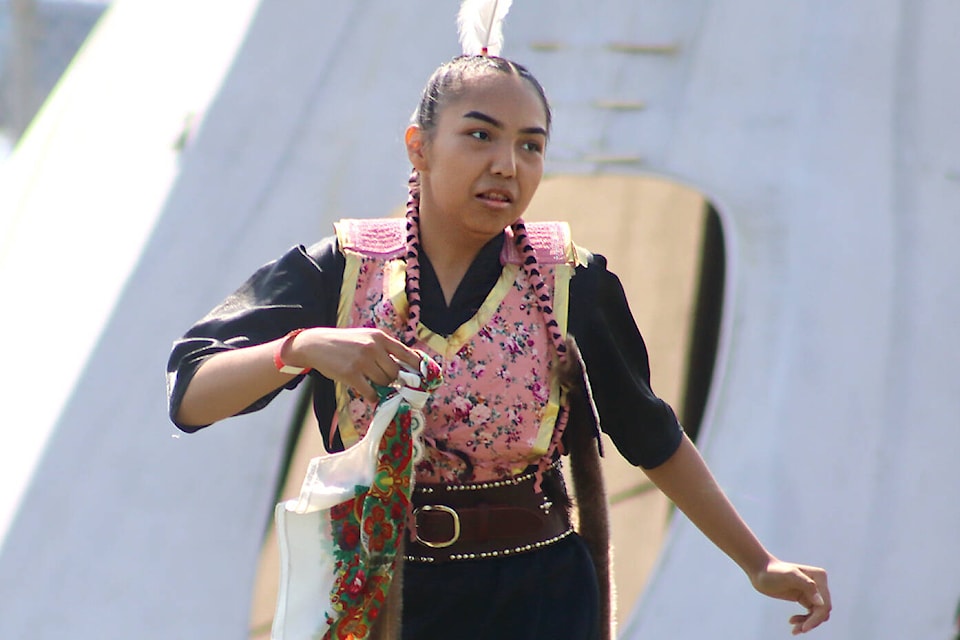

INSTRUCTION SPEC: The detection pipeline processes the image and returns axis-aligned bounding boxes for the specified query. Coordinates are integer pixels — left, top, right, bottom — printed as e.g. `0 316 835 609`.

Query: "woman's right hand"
284 327 424 402
176 327 423 427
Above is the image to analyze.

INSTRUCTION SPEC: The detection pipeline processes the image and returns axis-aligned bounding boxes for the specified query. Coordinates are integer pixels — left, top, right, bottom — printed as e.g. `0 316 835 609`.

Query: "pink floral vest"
333 218 581 484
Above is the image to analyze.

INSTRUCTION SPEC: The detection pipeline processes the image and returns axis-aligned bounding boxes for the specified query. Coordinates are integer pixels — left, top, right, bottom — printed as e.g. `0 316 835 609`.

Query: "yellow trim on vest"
338 253 361 329
531 261 575 455
573 243 589 267
554 262 573 338
334 220 349 253
385 259 409 320
532 401 561 458
417 264 520 357
335 252 363 448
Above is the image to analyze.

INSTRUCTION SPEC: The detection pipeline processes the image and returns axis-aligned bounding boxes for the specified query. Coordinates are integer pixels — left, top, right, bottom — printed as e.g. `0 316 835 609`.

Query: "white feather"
457 0 514 56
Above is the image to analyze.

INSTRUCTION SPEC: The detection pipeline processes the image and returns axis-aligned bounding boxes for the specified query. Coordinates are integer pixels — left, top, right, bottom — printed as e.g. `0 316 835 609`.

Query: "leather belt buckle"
414 504 461 549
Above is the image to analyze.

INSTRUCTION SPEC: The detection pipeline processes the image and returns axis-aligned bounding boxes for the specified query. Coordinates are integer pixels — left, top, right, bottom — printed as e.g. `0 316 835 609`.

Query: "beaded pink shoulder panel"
335 218 407 260
500 222 572 265
336 217 572 264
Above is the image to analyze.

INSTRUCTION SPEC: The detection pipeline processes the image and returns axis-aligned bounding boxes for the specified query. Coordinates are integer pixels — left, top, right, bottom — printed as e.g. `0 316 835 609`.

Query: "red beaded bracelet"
274 328 311 375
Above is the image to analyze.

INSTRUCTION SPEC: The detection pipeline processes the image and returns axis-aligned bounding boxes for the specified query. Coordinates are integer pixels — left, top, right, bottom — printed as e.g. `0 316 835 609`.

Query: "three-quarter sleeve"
166 238 343 432
568 252 684 469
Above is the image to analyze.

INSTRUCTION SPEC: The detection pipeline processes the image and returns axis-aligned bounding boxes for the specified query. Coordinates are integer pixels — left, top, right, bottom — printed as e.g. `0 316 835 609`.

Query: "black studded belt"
405 461 573 563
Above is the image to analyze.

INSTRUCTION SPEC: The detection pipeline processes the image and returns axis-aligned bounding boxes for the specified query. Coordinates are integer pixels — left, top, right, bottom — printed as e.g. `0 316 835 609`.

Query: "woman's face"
406 72 548 247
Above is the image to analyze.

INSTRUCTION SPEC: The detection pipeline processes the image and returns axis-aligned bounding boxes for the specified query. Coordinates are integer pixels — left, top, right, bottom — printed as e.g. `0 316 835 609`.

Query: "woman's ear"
405 125 428 171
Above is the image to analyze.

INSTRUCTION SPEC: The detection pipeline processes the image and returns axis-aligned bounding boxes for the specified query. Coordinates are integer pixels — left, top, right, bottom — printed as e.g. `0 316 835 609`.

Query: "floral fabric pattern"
338 246 569 485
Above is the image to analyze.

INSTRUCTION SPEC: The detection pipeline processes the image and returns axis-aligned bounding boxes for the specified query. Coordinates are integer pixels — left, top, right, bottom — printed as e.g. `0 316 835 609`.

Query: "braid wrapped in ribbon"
403 171 423 348
510 219 572 491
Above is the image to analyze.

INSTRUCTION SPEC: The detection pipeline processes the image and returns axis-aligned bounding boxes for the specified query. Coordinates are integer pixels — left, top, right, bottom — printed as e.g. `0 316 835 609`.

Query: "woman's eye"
469 130 490 141
522 141 543 153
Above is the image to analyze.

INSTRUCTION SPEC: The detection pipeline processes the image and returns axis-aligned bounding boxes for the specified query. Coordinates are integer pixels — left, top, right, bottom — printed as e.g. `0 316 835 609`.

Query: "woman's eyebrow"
463 110 547 137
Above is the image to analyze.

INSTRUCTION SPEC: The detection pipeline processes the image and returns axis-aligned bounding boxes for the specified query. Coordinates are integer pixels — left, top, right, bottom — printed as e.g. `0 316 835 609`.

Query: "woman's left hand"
751 559 831 635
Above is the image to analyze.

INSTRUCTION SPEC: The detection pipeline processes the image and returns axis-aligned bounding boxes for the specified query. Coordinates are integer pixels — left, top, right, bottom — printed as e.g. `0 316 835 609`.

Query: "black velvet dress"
167 231 683 640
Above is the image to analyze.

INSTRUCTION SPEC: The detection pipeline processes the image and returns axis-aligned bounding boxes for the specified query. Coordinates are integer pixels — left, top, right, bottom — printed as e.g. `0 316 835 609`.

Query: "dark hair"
412 55 552 138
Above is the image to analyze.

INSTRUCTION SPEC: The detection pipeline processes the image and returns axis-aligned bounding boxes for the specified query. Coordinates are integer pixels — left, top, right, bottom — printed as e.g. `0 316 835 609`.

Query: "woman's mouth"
477 190 513 206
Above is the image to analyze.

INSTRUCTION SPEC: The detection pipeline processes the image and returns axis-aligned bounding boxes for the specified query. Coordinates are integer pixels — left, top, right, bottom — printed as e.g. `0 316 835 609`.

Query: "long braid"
404 170 423 347
511 219 571 490
511 220 569 360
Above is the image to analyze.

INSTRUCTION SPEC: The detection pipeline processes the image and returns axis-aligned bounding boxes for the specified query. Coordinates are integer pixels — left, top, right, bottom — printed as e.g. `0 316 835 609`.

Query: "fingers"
354 331 423 400
351 357 398 402
379 332 423 370
353 376 379 403
790 565 831 634
299 327 424 402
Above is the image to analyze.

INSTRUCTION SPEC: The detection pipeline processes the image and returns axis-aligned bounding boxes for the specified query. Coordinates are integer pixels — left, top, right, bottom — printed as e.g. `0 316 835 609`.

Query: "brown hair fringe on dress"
561 336 615 640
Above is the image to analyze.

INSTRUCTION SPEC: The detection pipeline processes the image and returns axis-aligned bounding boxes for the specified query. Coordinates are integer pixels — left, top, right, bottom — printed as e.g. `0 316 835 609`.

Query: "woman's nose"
490 143 516 177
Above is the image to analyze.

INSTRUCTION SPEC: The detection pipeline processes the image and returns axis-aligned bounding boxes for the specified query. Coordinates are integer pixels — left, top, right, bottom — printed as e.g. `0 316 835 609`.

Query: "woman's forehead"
441 73 548 127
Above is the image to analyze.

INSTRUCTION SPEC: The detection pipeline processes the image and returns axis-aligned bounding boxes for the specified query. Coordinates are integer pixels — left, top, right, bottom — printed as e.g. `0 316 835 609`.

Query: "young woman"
167 26 831 640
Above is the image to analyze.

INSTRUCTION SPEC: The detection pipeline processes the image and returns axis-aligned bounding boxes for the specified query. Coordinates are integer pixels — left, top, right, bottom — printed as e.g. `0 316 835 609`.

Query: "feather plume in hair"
457 0 514 56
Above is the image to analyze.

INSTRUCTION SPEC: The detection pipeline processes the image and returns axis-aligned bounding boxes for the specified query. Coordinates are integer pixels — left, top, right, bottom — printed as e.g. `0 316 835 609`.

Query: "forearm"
175 337 297 427
644 434 774 578
174 326 424 428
